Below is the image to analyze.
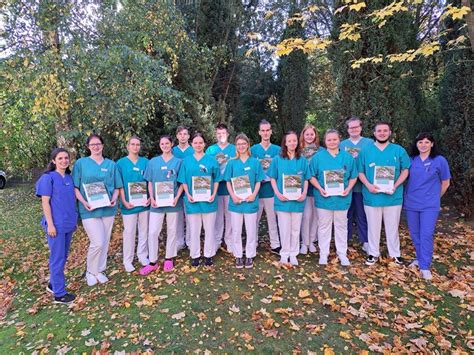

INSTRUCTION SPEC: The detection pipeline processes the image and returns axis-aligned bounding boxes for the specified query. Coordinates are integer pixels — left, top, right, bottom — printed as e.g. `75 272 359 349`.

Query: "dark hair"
215 123 228 131
191 132 206 144
159 134 173 144
345 116 363 128
176 125 189 135
128 135 141 144
259 119 271 129
374 121 392 131
86 134 104 145
410 132 440 158
280 131 301 159
324 129 341 142
44 148 71 174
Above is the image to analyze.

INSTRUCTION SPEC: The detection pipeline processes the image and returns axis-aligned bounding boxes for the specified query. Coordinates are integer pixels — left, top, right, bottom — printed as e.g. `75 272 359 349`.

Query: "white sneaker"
299 245 308 254
309 243 317 253
340 257 351 266
86 272 98 287
96 272 109 284
319 257 328 265
289 256 299 266
421 269 432 280
124 263 135 273
362 242 369 253
408 260 419 268
279 256 289 265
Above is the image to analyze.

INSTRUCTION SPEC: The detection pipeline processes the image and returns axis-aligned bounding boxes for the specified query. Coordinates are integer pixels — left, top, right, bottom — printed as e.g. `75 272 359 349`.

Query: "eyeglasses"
348 126 361 129
89 143 103 147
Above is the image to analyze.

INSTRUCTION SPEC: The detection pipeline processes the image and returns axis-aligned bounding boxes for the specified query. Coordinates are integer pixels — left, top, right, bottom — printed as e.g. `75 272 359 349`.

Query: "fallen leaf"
171 311 186 320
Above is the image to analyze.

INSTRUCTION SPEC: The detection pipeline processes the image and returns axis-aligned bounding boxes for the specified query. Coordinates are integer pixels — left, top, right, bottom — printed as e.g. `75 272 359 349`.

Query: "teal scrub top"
250 143 281 199
172 145 194 160
357 143 411 207
301 145 325 196
116 156 149 215
310 149 358 211
177 154 222 214
340 137 373 192
268 155 311 213
143 156 183 213
205 143 236 196
223 156 266 214
72 157 123 219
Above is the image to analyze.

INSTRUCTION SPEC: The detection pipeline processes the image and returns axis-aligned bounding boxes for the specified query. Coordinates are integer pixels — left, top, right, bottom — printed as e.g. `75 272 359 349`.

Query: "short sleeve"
255 160 266 182
36 174 53 197
177 161 186 184
72 159 82 188
357 150 366 175
143 161 153 182
399 147 411 170
349 156 358 179
223 161 232 182
309 155 318 177
267 156 278 180
114 163 124 189
212 161 222 183
439 156 451 180
302 159 311 180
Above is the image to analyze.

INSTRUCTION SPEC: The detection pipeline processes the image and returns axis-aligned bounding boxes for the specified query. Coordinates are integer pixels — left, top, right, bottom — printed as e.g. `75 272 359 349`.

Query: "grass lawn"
0 184 472 353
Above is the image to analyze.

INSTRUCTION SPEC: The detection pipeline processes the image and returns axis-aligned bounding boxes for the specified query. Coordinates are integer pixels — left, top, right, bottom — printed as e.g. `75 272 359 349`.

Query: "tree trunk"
461 0 474 52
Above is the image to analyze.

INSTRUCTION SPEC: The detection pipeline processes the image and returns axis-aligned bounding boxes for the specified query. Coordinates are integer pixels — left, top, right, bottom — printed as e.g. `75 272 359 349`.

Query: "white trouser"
257 197 280 249
215 195 232 250
364 205 402 258
176 207 191 247
276 212 303 258
301 197 318 246
122 211 149 266
148 212 178 261
82 216 115 275
230 212 258 258
188 212 217 259
317 209 348 260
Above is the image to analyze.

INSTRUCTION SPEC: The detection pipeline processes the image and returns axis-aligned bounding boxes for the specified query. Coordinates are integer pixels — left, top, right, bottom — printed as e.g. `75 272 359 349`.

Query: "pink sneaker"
163 259 174 272
139 263 159 276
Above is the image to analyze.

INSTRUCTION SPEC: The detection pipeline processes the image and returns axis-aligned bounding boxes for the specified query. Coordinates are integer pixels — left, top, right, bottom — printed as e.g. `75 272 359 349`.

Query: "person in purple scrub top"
404 132 450 280
36 148 78 304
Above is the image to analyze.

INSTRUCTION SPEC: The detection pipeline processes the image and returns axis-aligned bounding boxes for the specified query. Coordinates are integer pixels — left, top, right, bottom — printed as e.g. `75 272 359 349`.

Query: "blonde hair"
233 133 251 159
299 124 320 149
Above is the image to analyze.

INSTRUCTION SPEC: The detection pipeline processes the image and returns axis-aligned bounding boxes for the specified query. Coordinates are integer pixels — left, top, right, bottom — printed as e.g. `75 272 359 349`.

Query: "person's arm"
358 172 379 194
246 181 261 202
297 180 308 202
110 188 120 207
390 169 409 194
182 183 194 203
120 188 134 209
271 178 288 201
173 184 184 206
310 176 328 197
75 187 93 211
227 181 242 204
209 182 219 203
441 179 450 197
41 196 56 237
341 178 357 196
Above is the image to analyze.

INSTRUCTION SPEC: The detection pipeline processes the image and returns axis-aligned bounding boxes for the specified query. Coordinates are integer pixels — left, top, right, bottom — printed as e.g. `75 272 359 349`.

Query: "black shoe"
271 247 281 255
54 293 76 304
365 255 378 266
204 257 214 267
244 258 254 269
392 256 404 266
46 282 54 294
191 258 201 267
235 258 244 269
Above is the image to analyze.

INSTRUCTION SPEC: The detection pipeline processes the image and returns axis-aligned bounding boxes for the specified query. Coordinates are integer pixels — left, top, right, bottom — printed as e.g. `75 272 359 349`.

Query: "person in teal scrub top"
268 131 310 266
205 123 236 253
299 124 324 255
310 129 358 266
73 134 122 286
404 132 451 280
116 136 150 273
178 133 221 267
225 133 265 269
250 120 281 254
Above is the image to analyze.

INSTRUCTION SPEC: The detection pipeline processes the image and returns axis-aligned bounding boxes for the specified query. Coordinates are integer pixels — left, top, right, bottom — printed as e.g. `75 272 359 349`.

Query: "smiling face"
127 138 141 155
159 137 172 154
259 123 272 142
325 132 340 150
177 129 190 145
191 136 205 153
374 124 391 143
216 128 229 145
53 151 70 171
88 137 104 156
285 133 298 153
303 128 316 145
416 138 433 155
347 120 362 139
236 138 249 156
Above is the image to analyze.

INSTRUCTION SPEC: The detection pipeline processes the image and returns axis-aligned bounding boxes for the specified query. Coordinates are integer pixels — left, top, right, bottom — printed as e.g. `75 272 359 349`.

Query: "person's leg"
383 205 402 258
122 213 137 268
277 211 291 261
230 212 244 258
82 218 105 275
346 197 356 241
176 208 185 249
244 213 258 259
188 214 203 259
309 200 318 245
334 210 349 263
215 196 225 250
203 212 217 258
98 216 115 273
290 212 303 257
165 212 179 259
418 210 439 270
184 209 191 246
364 206 383 257
353 192 368 244
405 210 421 262
222 196 233 252
147 213 165 263
301 198 312 247
136 211 150 265
317 208 333 263
47 232 67 297
263 197 280 249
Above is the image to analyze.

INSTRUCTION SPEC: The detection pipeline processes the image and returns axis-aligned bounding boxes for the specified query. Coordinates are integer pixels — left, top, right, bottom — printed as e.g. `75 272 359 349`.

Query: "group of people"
36 118 450 304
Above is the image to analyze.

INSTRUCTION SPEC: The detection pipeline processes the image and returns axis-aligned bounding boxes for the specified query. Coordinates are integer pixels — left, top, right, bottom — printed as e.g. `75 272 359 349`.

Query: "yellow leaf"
339 331 351 339
215 316 222 323
298 289 311 298
264 11 274 20
349 2 366 12
308 5 319 12
324 347 335 355
422 323 439 335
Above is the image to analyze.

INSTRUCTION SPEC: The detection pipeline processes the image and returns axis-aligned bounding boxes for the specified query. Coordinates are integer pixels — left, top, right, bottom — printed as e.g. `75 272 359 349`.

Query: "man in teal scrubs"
205 123 236 253
250 120 281 254
340 117 373 252
357 122 410 266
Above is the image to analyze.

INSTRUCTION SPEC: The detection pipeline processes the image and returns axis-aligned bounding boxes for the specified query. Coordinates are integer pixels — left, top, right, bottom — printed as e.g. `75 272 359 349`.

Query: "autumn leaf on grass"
215 316 222 323
217 292 230 304
306 324 325 334
323 347 335 355
262 318 275 329
197 312 207 321
339 330 351 340
229 304 240 314
422 323 438 335
85 338 99 347
303 297 313 305
171 311 186 320
298 289 310 298
240 331 253 342
289 320 300 331
81 329 91 337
